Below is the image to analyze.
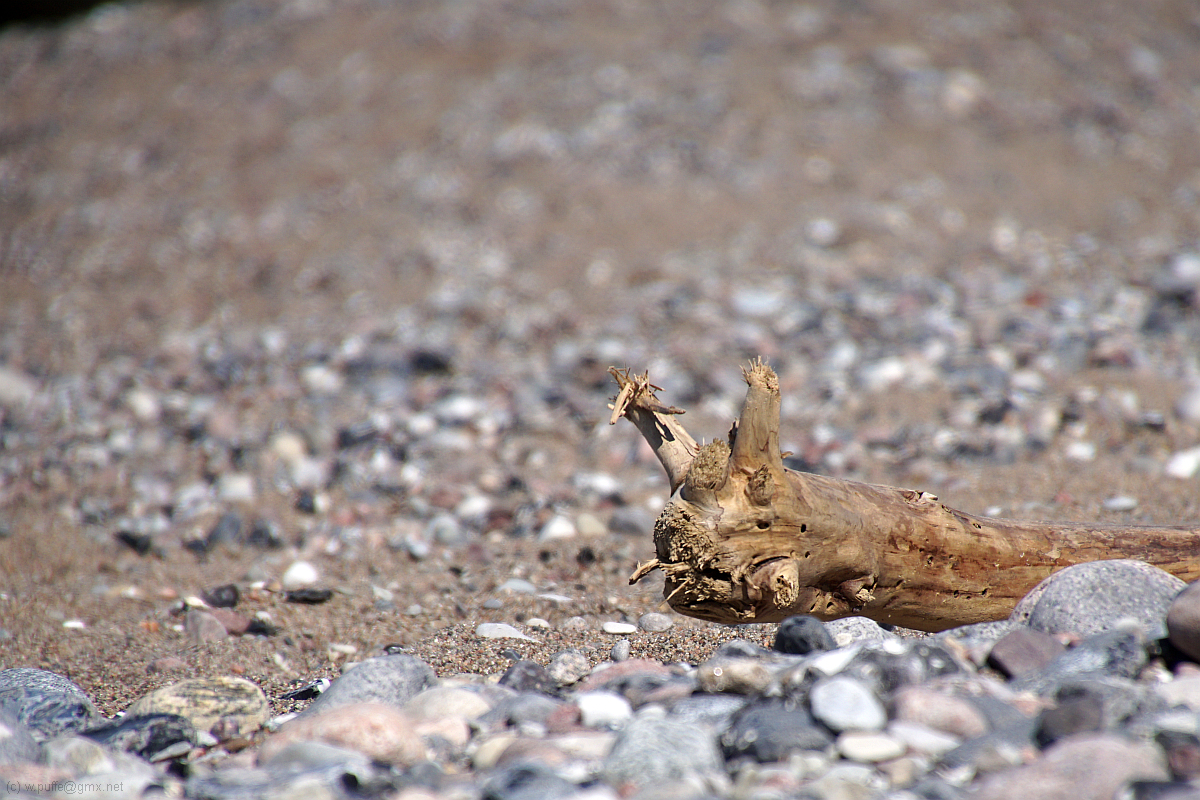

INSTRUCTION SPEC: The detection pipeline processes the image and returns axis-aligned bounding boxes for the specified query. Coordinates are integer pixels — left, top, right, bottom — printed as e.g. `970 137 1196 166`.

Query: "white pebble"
1102 495 1138 512
216 473 256 502
476 622 535 641
525 617 551 629
281 560 319 589
1166 447 1200 479
538 515 577 541
62 619 86 630
576 691 632 728
1065 441 1096 462
837 731 905 763
602 621 637 635
301 363 344 395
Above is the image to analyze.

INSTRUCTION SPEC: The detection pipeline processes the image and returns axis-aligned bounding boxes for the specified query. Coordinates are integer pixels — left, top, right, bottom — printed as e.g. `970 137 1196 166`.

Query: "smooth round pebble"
1011 559 1185 636
280 560 319 590
602 621 637 635
637 613 674 633
810 675 887 732
304 654 437 714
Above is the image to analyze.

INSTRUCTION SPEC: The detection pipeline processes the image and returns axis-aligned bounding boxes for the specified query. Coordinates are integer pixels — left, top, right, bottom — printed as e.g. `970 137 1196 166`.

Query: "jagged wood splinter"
610 360 1200 632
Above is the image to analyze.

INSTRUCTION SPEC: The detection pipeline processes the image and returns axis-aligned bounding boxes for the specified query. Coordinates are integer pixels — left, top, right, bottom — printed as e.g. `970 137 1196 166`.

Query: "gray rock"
1011 559 1184 637
720 699 833 762
547 650 592 686
667 694 749 730
601 717 723 787
610 639 631 662
824 616 896 647
482 762 577 800
498 661 558 696
809 675 887 732
637 613 674 633
303 655 436 715
481 692 566 729
1011 624 1150 696
0 668 101 741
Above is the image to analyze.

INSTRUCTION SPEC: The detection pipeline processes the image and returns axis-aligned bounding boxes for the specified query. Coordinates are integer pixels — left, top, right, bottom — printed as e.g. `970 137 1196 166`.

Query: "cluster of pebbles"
7 559 1200 799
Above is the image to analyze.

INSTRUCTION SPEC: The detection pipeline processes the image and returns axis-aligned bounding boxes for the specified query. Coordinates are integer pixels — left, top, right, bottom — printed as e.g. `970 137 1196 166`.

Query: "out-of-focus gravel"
2 0 1200 715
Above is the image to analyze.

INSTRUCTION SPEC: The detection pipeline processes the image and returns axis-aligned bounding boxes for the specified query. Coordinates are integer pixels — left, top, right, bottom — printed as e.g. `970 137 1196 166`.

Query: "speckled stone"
124 676 268 738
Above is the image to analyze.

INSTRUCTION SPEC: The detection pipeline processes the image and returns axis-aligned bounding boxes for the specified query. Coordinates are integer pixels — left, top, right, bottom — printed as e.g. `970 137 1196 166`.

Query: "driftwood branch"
610 360 1200 632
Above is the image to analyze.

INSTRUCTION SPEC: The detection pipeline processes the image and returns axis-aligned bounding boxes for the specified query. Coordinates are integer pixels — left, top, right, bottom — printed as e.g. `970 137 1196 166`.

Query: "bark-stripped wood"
610 361 1200 632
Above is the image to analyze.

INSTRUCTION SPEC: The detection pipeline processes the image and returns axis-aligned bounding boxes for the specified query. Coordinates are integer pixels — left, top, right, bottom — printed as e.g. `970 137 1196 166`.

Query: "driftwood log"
610 360 1200 632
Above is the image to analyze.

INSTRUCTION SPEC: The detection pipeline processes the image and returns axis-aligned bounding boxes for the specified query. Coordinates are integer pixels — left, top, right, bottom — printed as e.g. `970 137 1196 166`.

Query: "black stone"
720 698 833 763
114 529 154 556
85 713 197 760
498 661 559 697
285 588 333 604
773 615 836 655
296 490 318 514
201 583 240 608
246 519 285 549
337 421 378 449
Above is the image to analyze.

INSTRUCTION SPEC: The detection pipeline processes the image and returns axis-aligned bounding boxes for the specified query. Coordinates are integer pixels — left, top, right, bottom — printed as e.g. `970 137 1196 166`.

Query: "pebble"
890 685 990 739
810 675 888 732
0 668 102 740
547 651 592 686
986 627 1066 678
538 515 577 541
601 621 637 635
720 699 833 762
477 622 537 641
637 612 674 632
1165 447 1200 479
124 677 269 739
280 560 320 590
1167 580 1200 662
837 730 906 763
970 733 1169 800
773 614 837 655
601 717 724 789
1011 559 1185 637
576 691 632 728
302 654 437 714
824 616 895 647
259 702 426 765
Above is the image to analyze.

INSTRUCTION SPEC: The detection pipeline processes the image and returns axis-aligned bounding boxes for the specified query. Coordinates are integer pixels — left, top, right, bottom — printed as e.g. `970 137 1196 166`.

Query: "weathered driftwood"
610 360 1200 632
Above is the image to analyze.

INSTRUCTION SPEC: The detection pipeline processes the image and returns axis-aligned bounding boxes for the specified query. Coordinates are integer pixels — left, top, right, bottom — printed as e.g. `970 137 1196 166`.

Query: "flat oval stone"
124 676 268 738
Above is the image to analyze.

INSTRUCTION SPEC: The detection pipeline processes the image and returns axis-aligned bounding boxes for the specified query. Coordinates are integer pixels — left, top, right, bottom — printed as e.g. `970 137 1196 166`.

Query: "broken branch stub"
610 359 1200 632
